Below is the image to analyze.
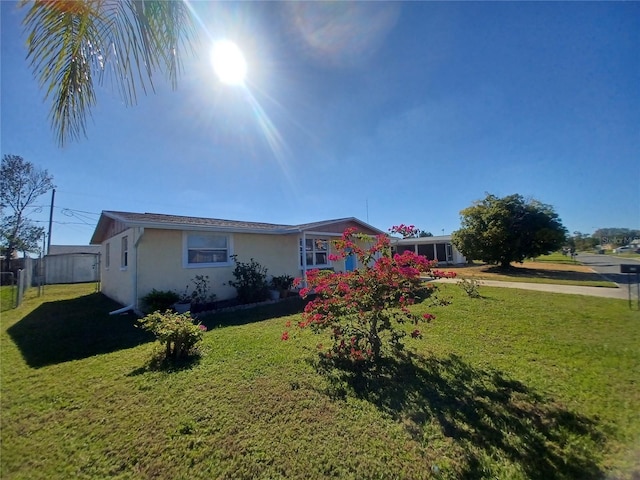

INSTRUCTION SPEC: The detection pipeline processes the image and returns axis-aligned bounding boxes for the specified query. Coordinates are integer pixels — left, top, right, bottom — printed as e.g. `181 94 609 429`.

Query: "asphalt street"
577 253 640 300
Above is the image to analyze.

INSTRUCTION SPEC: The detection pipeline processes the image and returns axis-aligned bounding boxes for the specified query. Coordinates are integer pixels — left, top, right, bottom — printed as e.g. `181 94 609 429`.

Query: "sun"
210 40 247 86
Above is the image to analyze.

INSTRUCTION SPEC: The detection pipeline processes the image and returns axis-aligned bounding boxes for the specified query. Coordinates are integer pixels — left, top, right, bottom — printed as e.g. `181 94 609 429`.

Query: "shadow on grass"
484 265 614 286
199 296 307 329
7 293 153 368
128 353 202 376
316 353 605 479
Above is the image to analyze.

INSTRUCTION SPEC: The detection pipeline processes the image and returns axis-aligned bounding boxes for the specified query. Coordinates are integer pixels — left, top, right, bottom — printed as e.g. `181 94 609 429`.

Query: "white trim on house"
120 236 129 270
182 231 235 269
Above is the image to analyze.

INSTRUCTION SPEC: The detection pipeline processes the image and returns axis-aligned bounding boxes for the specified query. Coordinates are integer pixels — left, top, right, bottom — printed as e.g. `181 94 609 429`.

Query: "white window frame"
120 236 128 269
183 232 233 268
300 236 331 268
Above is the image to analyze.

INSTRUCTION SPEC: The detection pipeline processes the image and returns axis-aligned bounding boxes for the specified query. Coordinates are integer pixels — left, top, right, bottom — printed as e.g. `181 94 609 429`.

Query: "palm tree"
22 0 195 146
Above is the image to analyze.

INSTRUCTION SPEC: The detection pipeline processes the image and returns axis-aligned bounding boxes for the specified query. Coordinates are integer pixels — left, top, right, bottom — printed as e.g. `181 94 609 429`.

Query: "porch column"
301 231 307 286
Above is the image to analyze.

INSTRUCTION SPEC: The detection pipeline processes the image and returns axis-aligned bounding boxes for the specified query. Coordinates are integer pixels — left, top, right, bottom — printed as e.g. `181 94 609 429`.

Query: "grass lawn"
441 260 616 288
2 284 639 479
531 252 580 265
1 285 17 312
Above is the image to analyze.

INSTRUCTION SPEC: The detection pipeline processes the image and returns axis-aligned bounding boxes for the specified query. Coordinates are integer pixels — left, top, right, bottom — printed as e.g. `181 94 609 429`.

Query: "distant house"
90 211 384 311
391 235 466 265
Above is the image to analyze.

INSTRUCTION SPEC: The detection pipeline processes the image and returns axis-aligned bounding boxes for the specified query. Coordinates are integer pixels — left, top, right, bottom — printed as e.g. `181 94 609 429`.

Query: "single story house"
90 211 385 312
391 235 466 265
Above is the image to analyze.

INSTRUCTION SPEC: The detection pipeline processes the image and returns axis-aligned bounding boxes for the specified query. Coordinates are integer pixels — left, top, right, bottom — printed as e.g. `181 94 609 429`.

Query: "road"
577 253 640 301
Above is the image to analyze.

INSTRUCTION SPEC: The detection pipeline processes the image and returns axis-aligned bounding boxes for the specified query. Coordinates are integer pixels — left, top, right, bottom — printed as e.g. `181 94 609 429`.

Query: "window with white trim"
185 233 230 266
105 242 110 269
121 236 128 268
300 237 329 267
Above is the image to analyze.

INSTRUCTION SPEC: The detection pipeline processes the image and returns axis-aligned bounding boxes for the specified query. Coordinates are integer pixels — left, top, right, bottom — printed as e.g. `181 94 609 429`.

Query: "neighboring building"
90 211 384 311
45 245 101 284
391 235 466 265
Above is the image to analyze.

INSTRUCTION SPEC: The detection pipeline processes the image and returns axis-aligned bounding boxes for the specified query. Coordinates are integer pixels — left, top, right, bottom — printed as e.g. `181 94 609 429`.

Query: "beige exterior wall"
135 229 301 306
99 224 384 308
100 228 136 307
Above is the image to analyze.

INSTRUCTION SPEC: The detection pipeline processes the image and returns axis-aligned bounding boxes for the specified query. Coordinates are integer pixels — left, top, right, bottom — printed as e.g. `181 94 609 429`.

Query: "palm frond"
23 0 196 147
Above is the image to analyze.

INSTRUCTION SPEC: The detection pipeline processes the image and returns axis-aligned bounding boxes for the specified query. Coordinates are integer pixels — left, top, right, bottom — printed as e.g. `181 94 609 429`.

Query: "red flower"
281 331 289 341
411 329 421 338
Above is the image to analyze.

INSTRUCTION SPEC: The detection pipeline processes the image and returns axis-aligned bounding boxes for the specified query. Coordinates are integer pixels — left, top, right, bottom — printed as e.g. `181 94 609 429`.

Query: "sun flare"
210 40 247 86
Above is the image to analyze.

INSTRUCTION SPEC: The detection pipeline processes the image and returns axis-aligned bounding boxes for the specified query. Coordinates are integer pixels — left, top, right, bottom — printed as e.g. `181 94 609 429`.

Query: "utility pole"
47 188 55 255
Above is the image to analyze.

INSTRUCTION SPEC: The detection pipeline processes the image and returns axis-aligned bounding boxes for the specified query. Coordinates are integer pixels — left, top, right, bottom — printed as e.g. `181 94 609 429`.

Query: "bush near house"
141 289 180 314
228 256 270 304
137 310 206 362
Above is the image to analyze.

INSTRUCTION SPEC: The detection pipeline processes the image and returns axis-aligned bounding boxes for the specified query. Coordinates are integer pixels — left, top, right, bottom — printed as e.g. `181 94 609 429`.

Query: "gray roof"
91 210 384 244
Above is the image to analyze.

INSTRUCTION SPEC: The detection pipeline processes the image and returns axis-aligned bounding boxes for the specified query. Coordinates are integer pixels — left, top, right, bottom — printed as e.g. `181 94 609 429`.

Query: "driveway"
432 277 630 300
577 253 640 300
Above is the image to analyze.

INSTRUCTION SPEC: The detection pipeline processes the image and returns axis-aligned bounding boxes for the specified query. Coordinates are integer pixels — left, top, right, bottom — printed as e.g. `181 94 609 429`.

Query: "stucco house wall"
91 211 385 311
135 229 301 303
101 228 136 307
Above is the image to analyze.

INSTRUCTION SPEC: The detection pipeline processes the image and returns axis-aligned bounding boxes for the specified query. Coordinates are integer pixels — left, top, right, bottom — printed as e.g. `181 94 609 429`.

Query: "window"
185 233 230 266
121 236 128 268
105 242 110 269
300 237 329 267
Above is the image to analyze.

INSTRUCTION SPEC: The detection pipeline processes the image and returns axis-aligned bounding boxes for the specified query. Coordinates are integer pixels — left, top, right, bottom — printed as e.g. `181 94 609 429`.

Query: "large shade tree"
452 193 568 269
1 155 55 271
21 0 195 146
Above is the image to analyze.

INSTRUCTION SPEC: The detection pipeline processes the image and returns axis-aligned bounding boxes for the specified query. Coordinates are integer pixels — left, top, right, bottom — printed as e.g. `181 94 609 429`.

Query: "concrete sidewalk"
430 278 631 300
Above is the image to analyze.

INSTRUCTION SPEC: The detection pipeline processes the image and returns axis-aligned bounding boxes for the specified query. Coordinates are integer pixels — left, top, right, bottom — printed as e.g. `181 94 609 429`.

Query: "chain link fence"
1 257 36 309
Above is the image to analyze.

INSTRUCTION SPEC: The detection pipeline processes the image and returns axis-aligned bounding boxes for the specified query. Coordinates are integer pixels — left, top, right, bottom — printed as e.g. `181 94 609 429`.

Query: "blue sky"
1 1 639 246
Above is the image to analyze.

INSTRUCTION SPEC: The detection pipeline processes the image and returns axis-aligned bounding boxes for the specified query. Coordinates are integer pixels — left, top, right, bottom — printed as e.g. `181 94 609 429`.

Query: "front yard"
441 260 616 288
1 283 639 479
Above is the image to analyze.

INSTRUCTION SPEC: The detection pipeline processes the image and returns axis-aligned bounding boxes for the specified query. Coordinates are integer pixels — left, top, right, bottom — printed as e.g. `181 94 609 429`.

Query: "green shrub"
137 310 207 360
271 274 294 292
180 275 216 306
228 255 269 304
457 278 481 298
141 289 180 313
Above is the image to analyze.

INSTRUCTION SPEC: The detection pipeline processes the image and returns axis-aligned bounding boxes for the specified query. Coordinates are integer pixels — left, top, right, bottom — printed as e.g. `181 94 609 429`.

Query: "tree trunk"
369 315 381 360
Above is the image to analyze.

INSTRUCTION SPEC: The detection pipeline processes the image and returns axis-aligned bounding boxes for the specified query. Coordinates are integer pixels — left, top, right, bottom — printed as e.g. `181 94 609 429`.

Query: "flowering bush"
138 310 207 360
284 227 455 362
389 224 420 238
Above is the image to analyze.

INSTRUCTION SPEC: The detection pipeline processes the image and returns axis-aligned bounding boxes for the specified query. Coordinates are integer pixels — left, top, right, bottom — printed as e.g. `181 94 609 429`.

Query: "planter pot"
268 290 280 301
173 302 191 314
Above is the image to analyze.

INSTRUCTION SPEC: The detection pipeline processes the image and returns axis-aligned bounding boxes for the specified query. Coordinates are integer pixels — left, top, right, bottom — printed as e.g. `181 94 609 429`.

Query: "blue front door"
345 252 356 271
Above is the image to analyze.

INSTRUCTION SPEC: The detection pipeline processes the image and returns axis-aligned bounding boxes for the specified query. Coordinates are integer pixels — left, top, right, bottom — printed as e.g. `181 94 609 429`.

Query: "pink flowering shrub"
389 224 420 238
138 310 207 360
284 227 455 362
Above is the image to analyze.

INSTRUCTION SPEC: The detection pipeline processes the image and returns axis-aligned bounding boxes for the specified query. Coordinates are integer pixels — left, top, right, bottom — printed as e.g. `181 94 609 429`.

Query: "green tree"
569 231 599 252
22 0 195 146
0 155 55 271
452 193 567 269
